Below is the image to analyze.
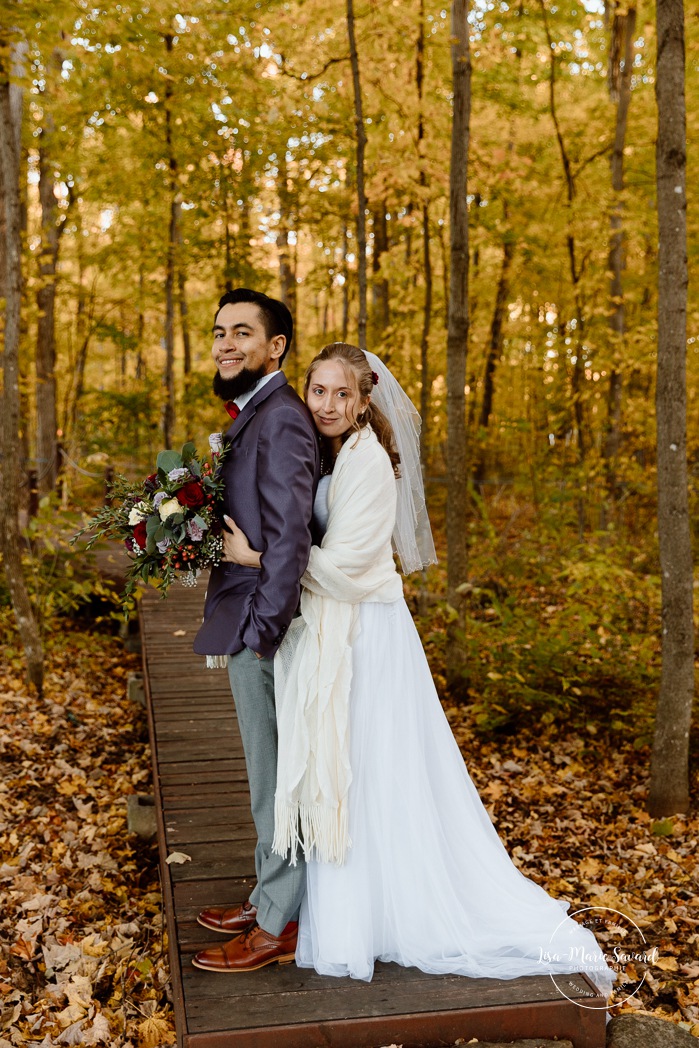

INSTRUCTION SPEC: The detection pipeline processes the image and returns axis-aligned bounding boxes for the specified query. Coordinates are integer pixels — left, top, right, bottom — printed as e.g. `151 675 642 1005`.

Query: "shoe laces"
237 922 259 946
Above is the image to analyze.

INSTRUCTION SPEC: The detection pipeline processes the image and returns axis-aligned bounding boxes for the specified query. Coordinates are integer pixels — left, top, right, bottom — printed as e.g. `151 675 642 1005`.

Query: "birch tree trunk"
0 37 44 694
446 0 471 679
649 0 693 817
346 0 367 350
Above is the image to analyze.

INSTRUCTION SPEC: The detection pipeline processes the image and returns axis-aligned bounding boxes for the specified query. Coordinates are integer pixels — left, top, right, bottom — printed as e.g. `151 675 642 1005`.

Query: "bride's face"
306 359 368 442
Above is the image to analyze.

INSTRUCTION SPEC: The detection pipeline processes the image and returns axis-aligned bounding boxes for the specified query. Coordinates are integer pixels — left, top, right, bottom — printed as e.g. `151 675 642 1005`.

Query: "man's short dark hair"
215 288 293 364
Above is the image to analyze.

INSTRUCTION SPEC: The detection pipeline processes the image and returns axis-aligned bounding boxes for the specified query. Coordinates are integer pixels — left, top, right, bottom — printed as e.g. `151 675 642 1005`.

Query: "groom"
192 287 319 972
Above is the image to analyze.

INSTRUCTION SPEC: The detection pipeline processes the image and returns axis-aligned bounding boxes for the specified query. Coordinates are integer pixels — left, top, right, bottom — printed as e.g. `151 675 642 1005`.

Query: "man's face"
211 301 284 380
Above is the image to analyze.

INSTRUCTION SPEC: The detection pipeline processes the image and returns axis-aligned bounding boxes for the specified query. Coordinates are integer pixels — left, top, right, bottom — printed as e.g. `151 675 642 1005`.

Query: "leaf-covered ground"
0 624 175 1047
1 607 697 1045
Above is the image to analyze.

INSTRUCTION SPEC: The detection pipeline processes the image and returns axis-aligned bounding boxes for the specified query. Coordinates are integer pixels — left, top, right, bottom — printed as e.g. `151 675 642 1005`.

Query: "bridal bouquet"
75 436 227 608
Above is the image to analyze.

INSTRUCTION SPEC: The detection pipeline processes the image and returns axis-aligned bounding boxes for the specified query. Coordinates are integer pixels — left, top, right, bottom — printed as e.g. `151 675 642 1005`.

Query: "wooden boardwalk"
139 582 607 1048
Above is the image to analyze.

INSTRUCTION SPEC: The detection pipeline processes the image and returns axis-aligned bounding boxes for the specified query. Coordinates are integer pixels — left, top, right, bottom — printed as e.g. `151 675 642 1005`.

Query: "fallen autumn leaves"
0 624 176 1047
1 608 697 1046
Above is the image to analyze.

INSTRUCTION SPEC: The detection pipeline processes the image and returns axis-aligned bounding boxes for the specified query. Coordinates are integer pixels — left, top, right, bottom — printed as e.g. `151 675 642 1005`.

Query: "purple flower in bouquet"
187 520 205 542
156 537 173 553
168 466 191 483
153 491 168 508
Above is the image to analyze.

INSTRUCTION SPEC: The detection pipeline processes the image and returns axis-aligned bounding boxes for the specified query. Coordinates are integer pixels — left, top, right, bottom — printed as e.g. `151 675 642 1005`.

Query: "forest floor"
0 615 697 1046
1 497 698 1046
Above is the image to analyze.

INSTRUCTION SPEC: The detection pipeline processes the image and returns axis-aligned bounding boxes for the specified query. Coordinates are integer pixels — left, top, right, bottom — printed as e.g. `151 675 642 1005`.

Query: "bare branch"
279 54 349 82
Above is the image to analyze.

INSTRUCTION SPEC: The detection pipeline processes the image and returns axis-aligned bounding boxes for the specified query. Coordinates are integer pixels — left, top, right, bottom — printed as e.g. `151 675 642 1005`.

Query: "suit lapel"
223 370 287 442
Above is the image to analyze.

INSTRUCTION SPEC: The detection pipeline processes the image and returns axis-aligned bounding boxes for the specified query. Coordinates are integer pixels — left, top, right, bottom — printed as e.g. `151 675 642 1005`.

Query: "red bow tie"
225 401 240 420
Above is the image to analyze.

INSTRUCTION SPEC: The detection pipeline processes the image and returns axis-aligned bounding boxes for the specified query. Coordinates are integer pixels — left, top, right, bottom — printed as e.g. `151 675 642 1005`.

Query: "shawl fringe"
206 655 229 669
273 798 351 867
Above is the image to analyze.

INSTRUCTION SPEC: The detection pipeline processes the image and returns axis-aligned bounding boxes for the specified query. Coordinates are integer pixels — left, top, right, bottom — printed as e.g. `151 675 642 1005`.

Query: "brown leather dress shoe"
191 921 298 972
197 900 258 935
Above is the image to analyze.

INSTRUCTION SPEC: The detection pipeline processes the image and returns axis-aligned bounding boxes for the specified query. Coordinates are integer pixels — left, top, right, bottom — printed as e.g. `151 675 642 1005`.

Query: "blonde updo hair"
304 343 400 474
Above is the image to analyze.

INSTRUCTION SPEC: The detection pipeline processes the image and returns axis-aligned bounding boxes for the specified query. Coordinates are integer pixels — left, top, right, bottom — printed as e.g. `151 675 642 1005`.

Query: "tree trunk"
68 324 93 447
446 0 471 649
163 197 177 447
64 210 93 444
346 0 367 350
341 222 350 343
604 3 637 483
417 0 432 470
539 0 587 461
474 226 514 483
649 0 693 817
223 172 233 291
278 157 296 311
162 33 177 448
178 265 191 379
136 262 145 380
35 45 67 494
278 154 299 383
371 204 390 335
0 39 44 694
420 204 432 471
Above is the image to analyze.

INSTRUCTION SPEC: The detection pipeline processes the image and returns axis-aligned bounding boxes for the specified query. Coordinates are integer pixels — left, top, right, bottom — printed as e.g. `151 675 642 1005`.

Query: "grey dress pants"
227 646 306 936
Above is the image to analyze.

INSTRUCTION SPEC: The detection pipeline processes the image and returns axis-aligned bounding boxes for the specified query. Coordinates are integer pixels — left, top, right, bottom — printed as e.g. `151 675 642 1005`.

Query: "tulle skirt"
296 599 614 996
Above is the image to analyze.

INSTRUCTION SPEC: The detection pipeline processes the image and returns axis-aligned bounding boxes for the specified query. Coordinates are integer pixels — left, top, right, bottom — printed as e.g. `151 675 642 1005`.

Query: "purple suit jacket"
193 370 319 659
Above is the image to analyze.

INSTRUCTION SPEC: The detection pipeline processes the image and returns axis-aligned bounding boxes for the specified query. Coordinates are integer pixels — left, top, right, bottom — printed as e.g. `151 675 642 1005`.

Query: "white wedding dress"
295 476 614 996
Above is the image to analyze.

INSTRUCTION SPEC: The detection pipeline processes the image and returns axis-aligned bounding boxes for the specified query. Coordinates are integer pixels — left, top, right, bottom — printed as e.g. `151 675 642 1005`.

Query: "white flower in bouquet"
158 497 181 520
208 432 224 454
128 502 149 525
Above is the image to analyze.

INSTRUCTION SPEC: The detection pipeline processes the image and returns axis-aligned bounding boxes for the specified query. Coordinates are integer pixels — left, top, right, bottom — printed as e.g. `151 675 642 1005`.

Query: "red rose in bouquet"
133 521 148 549
176 481 205 508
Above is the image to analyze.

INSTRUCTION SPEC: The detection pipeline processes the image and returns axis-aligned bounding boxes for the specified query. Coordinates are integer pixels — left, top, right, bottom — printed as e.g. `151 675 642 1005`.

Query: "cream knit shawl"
272 426 403 866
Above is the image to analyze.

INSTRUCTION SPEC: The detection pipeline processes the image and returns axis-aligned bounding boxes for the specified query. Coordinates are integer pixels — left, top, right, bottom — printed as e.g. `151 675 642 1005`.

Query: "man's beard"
213 365 267 402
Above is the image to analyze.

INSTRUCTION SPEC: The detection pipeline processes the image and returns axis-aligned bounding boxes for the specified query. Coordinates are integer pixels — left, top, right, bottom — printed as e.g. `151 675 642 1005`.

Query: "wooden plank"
161 789 250 804
173 877 253 910
180 963 588 1005
182 997 603 1048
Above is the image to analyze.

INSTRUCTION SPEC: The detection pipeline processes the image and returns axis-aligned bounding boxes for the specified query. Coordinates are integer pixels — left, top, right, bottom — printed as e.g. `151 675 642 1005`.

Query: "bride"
213 342 614 994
